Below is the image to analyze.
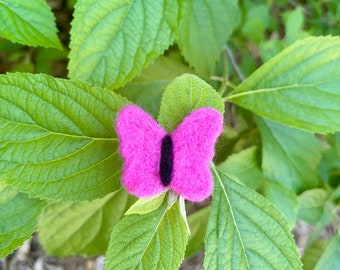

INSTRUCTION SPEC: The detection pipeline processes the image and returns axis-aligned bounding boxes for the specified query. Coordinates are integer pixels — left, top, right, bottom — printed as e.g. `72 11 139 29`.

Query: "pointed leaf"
228 36 340 133
256 116 321 192
177 0 240 76
0 182 45 257
125 193 166 215
68 0 178 88
104 200 189 270
301 239 330 270
0 73 129 201
204 166 302 270
0 0 62 49
38 189 131 256
314 234 340 270
158 74 224 131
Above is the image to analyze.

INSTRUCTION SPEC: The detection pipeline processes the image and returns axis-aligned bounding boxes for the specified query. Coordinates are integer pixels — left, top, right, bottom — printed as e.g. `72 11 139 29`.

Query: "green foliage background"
0 0 340 269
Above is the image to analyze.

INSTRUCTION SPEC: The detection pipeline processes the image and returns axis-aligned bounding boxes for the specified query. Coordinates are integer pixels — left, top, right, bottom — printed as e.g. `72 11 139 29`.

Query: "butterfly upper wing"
170 108 223 202
116 105 167 198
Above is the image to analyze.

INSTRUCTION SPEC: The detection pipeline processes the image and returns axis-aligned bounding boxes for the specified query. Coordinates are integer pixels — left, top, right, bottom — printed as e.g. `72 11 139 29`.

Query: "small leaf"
297 189 327 225
68 0 178 88
0 182 45 257
241 4 270 44
264 179 299 229
317 147 340 185
125 192 166 215
185 206 210 258
104 199 189 270
0 0 62 49
38 189 131 256
283 7 306 43
204 166 302 270
0 73 129 201
177 0 240 76
227 36 340 133
256 116 321 192
158 74 224 131
218 146 262 190
314 233 340 270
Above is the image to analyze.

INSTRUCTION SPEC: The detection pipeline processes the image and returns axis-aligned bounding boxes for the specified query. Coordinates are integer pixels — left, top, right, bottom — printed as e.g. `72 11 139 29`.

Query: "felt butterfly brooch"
116 105 223 202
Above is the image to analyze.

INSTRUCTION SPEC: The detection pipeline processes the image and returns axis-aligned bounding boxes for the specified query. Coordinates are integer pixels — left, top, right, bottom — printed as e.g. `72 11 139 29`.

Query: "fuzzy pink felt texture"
116 105 223 202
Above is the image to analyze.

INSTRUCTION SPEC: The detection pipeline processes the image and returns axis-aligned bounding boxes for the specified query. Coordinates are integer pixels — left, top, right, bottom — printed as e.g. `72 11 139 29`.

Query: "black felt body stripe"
160 134 173 186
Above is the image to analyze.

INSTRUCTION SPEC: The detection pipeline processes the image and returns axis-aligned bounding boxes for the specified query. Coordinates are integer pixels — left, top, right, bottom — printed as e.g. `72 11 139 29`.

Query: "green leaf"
315 234 340 270
158 74 224 131
302 239 330 270
335 132 340 156
256 117 321 192
115 56 194 118
264 180 298 229
283 7 306 43
0 0 62 49
104 199 189 270
241 4 270 44
317 147 340 185
177 0 240 76
0 182 45 257
227 36 340 133
38 189 131 256
218 146 262 190
185 206 210 258
297 189 327 225
68 0 178 88
204 166 302 270
125 192 166 215
0 73 129 201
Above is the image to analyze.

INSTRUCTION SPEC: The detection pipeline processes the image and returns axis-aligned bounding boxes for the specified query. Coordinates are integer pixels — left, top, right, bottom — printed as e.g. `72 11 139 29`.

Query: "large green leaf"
68 0 178 88
314 234 340 270
227 36 340 133
0 0 61 49
0 182 45 257
0 73 129 201
256 117 321 192
158 74 224 131
177 0 240 76
38 189 131 256
204 166 302 270
104 199 189 270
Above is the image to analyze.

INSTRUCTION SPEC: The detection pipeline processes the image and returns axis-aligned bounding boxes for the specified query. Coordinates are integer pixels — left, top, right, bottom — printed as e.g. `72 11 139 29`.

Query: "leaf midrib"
211 165 250 269
0 117 117 141
227 80 340 100
132 204 169 270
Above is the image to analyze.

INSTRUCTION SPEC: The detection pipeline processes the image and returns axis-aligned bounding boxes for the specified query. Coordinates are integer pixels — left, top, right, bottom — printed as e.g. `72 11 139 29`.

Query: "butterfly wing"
170 108 223 202
116 105 167 198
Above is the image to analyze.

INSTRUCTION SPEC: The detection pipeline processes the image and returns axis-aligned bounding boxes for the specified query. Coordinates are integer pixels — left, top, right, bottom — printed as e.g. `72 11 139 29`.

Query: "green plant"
1 0 340 269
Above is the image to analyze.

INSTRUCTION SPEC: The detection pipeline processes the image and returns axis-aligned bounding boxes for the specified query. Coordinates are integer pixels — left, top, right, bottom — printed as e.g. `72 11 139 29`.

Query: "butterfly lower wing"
116 105 167 198
170 108 223 202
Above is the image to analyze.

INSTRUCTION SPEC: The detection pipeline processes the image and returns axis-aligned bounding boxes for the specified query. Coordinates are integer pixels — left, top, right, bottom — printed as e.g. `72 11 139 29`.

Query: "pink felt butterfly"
116 105 223 202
